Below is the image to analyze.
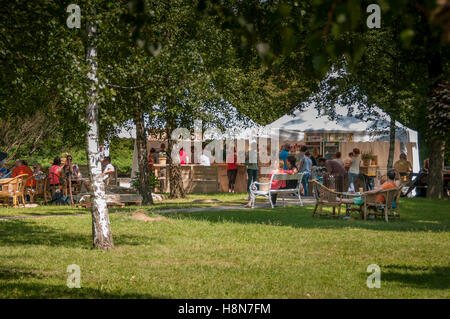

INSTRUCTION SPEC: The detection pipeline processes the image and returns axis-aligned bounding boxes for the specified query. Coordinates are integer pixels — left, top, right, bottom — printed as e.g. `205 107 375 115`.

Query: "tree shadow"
0 281 164 298
379 264 450 290
161 203 448 233
0 265 164 298
0 219 161 248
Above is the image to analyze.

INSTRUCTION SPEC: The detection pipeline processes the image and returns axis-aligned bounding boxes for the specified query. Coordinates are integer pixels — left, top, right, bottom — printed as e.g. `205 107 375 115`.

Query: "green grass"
0 197 448 298
0 193 249 217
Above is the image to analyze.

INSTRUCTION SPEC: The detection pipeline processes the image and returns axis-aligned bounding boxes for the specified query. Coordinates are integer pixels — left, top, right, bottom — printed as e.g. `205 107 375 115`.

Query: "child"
33 164 45 181
314 167 325 184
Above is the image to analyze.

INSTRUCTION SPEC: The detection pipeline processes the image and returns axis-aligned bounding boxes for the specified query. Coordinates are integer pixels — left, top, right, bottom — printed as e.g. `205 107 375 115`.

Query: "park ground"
0 194 448 299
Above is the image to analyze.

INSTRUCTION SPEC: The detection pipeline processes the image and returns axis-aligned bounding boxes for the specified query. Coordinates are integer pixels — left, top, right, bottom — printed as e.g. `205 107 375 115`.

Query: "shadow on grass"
160 199 449 233
0 265 163 298
0 281 163 298
0 219 159 248
379 265 450 290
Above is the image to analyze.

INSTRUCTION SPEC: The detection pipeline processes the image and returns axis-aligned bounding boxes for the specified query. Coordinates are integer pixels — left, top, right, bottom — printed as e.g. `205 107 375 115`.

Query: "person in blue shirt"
0 160 8 179
279 144 290 170
299 151 313 196
314 167 325 184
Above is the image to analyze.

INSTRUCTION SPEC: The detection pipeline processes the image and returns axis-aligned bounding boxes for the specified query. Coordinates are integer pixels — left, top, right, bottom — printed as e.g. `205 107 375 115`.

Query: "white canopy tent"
115 102 420 177
240 102 420 173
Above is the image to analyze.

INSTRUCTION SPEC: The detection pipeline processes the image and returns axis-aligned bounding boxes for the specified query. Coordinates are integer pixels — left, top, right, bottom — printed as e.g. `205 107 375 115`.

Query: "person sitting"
285 155 301 192
49 157 64 187
64 155 83 193
394 153 412 178
270 159 296 206
313 167 326 184
244 159 294 207
102 156 115 183
32 164 45 180
0 159 9 179
12 160 35 188
342 169 400 206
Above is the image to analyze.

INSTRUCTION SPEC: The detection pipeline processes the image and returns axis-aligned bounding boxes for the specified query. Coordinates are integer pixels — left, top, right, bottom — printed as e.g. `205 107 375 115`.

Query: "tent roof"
266 103 391 133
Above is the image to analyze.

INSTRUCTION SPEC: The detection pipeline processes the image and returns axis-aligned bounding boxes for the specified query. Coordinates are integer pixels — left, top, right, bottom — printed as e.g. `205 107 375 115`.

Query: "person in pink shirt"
49 157 64 186
179 148 190 165
269 159 296 205
245 160 294 207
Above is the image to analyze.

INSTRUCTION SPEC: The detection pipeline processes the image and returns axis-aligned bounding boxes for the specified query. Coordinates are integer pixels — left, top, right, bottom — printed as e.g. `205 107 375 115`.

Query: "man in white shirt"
200 143 211 166
102 156 115 182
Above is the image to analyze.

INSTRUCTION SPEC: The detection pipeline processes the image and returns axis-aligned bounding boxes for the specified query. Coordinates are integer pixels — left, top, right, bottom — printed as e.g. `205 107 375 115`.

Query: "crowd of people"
0 151 116 198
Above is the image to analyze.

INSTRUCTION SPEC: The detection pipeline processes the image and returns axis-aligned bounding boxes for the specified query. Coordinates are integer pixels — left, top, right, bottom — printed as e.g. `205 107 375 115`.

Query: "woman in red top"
49 157 64 186
179 148 190 165
12 160 35 187
226 150 238 193
244 159 294 207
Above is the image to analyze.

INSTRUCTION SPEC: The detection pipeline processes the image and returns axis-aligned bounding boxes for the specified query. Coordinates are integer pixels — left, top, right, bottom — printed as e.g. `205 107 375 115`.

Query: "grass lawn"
0 197 448 298
0 193 248 217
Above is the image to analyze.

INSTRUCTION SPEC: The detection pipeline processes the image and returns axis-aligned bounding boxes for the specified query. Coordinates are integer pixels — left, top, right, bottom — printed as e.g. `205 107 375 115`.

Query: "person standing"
279 144 290 170
317 157 347 192
200 143 211 166
348 148 361 192
227 149 238 193
299 151 312 196
179 147 190 165
295 145 307 167
334 151 344 166
245 144 258 196
394 153 412 177
311 147 319 166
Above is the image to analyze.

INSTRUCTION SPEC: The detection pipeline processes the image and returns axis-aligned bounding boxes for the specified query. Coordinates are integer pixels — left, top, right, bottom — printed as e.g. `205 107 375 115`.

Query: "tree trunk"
134 108 154 205
85 19 114 250
387 114 396 170
166 127 186 199
427 137 444 199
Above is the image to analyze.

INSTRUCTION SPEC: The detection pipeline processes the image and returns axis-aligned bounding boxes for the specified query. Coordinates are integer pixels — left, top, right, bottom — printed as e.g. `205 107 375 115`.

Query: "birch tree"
86 18 114 250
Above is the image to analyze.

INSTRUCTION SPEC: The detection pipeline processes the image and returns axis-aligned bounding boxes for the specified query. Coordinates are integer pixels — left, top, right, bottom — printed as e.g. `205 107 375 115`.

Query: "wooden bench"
249 173 304 208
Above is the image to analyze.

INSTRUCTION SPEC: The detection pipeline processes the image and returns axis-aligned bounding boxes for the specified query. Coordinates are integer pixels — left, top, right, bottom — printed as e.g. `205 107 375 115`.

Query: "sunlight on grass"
0 197 448 298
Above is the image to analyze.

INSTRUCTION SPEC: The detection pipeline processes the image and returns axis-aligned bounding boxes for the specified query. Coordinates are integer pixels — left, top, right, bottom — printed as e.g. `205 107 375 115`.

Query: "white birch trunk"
86 20 114 250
